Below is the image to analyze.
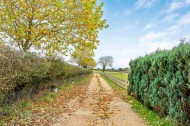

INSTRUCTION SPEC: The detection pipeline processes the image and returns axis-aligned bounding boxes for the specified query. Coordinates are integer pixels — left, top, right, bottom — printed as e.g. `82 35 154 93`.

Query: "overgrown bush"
47 59 91 80
128 41 190 125
47 59 65 80
0 45 91 104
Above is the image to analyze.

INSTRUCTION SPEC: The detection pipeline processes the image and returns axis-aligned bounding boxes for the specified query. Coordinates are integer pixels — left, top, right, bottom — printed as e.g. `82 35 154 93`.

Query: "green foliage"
0 0 108 55
47 59 65 80
42 92 55 103
47 59 91 80
21 101 30 108
0 45 91 104
0 46 49 95
101 74 175 126
0 102 32 125
128 41 190 125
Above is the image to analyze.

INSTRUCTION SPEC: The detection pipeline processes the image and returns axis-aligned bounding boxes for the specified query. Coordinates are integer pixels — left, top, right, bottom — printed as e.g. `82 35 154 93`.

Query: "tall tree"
98 56 113 72
71 47 96 68
0 0 108 55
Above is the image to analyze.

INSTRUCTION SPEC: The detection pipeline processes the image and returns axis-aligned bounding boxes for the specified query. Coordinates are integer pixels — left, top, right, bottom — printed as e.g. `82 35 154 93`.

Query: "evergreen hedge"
128 42 190 125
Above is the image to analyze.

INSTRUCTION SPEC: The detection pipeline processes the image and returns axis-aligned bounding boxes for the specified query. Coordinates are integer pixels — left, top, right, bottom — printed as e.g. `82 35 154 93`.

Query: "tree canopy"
0 0 108 57
71 47 96 68
98 56 113 72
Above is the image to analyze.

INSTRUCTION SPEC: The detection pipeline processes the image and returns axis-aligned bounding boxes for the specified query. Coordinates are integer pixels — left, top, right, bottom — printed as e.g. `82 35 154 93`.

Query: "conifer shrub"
128 41 190 125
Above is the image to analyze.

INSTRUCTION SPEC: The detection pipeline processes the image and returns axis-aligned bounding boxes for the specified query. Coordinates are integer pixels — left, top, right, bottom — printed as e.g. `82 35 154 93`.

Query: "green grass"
105 71 128 80
101 74 176 126
93 69 102 73
93 70 128 80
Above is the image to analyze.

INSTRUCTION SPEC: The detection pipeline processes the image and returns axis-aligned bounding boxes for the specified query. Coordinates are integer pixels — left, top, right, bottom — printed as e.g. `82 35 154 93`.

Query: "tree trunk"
102 65 106 72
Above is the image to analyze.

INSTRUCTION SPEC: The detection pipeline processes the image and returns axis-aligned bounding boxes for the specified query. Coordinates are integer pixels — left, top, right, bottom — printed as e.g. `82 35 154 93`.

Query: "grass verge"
100 74 176 126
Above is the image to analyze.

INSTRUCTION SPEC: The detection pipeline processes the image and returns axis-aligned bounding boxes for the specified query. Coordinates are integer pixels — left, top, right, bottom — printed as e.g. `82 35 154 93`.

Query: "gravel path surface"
53 74 145 126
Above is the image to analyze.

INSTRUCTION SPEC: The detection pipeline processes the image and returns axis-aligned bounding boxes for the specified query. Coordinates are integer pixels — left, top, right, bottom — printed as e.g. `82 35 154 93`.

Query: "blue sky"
95 0 190 69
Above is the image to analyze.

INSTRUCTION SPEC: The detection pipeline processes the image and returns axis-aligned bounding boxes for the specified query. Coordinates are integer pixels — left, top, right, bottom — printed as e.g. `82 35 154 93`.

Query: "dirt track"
53 74 145 126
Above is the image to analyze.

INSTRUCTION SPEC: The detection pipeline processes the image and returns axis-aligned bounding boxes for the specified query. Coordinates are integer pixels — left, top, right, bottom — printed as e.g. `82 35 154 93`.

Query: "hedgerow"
128 41 190 125
0 46 91 104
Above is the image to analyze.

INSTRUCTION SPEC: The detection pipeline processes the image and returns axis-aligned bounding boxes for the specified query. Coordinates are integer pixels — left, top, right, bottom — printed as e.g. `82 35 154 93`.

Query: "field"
105 71 128 80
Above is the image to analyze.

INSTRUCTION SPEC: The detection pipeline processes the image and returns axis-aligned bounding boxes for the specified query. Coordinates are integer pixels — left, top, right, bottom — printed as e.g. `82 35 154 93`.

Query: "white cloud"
134 0 158 9
167 1 184 13
140 41 177 52
139 10 190 53
139 26 181 52
178 12 190 25
167 0 190 13
159 11 190 36
144 22 157 30
186 0 190 4
122 24 135 32
167 25 181 34
144 13 178 31
115 48 136 55
160 11 190 35
140 31 169 42
184 34 190 39
116 57 131 68
142 11 190 42
162 13 178 22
